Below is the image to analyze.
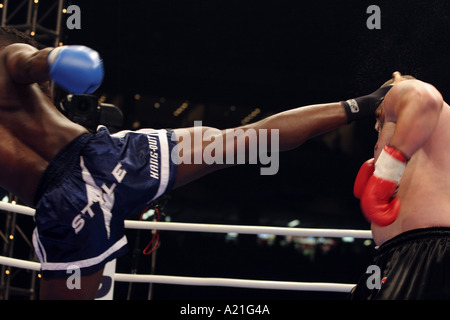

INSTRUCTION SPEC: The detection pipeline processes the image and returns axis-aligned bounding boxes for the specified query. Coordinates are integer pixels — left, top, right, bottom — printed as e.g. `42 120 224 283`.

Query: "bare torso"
0 50 87 205
371 81 450 245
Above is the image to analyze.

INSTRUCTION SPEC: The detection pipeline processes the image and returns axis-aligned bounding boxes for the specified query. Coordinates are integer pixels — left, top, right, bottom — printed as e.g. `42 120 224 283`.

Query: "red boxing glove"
354 158 375 199
359 145 408 226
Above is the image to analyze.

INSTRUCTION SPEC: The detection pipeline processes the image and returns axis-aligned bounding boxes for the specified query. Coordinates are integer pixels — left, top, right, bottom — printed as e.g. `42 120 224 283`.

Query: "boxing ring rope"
0 201 372 238
0 255 354 293
0 201 372 294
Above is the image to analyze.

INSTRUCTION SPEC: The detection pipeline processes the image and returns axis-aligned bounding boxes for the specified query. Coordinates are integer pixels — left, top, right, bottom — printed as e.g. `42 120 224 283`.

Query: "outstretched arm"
173 102 346 188
245 102 346 151
172 83 393 188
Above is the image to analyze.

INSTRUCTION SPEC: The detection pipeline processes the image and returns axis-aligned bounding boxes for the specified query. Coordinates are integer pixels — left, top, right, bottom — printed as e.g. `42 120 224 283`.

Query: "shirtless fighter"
352 71 450 299
0 27 390 299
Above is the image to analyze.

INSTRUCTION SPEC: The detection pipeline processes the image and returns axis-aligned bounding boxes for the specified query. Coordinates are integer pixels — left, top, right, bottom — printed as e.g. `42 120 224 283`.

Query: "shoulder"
384 79 443 119
393 79 440 95
1 43 37 52
0 43 37 59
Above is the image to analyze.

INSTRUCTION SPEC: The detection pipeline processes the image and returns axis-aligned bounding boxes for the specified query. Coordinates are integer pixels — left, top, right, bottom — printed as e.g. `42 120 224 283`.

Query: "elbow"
428 91 443 114
421 84 443 115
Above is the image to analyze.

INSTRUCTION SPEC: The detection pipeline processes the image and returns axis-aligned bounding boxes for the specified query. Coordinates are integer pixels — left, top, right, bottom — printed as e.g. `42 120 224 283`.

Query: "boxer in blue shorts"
0 27 389 299
33 126 177 279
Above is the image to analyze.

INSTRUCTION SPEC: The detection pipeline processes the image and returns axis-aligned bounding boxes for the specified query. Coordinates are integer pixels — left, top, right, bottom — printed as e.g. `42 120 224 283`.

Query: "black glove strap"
342 85 393 123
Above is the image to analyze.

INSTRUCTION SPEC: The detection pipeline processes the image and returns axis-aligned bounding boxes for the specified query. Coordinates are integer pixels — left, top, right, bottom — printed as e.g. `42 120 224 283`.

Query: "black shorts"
350 227 450 300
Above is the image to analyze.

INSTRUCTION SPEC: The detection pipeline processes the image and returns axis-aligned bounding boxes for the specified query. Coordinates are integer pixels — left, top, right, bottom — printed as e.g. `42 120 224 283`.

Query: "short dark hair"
381 74 416 87
0 26 37 48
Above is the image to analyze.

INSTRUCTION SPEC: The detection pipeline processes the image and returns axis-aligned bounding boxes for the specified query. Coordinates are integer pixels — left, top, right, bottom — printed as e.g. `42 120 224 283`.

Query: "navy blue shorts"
32 126 177 278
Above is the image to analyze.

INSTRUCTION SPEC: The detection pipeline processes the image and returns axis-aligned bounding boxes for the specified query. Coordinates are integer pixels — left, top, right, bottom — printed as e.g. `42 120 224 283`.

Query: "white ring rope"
113 273 355 293
0 255 40 271
0 201 370 293
0 201 35 216
0 256 355 293
0 201 372 238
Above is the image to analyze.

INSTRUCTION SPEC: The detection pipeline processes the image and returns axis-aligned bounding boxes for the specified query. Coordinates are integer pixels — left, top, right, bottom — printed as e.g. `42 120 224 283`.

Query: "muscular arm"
173 102 347 187
3 43 53 84
246 102 347 151
386 81 443 158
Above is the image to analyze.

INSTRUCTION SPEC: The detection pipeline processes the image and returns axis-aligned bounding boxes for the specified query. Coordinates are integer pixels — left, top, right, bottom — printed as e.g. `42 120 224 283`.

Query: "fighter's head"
0 26 37 49
380 71 416 88
375 71 416 132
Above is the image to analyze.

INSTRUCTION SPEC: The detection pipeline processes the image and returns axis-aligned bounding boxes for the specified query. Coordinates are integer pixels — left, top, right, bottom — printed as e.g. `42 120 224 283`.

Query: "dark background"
4 0 450 300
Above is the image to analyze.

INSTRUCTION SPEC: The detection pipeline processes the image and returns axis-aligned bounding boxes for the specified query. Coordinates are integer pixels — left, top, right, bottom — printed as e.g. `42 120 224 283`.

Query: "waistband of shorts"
377 227 450 253
34 133 93 205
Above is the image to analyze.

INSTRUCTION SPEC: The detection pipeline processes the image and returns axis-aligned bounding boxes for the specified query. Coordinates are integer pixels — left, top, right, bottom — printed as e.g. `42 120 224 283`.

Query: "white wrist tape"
374 148 406 183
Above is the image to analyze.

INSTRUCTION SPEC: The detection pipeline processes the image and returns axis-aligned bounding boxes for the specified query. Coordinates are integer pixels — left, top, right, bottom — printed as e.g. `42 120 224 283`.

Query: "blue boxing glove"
47 45 104 94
